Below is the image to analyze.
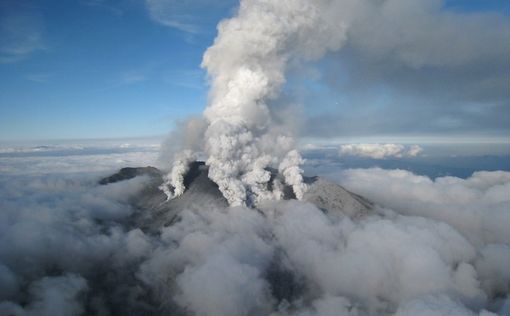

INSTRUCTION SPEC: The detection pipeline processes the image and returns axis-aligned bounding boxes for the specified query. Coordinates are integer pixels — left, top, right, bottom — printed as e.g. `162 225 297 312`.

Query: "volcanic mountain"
100 161 373 233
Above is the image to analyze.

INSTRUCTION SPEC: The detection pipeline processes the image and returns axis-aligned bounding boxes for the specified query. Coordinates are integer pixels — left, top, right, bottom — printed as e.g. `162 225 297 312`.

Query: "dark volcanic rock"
99 161 372 233
99 166 162 185
133 162 229 233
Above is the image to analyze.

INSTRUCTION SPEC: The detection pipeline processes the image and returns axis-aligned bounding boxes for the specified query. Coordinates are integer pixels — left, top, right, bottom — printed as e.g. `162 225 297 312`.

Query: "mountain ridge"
100 162 373 233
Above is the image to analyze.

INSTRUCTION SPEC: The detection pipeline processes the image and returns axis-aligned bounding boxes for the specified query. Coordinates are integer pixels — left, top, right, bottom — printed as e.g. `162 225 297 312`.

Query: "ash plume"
160 150 196 200
3 1 510 315
161 0 350 206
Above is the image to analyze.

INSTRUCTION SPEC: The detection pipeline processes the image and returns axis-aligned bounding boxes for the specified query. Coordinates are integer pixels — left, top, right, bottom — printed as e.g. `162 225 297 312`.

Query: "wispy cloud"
144 0 236 34
79 0 124 16
90 68 150 93
0 7 46 64
25 73 52 83
163 69 205 89
117 71 147 85
145 0 200 33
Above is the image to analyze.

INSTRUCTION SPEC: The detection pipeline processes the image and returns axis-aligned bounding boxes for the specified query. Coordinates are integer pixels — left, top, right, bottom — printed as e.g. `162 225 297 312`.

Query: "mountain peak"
100 162 373 232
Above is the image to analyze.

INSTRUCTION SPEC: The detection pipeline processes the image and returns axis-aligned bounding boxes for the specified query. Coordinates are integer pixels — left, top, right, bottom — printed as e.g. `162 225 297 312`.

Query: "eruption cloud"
161 0 350 205
160 150 196 200
4 0 510 315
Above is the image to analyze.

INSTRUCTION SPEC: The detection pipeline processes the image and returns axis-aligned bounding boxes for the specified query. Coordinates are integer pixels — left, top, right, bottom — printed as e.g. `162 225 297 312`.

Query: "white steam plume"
160 150 196 200
163 0 350 205
279 150 307 200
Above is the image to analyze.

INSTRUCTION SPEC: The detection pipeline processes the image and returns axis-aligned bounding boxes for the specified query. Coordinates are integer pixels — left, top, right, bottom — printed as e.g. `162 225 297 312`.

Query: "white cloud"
80 0 124 16
0 274 89 316
117 71 147 85
407 144 424 157
144 0 236 34
145 0 203 33
0 142 160 175
1 146 509 314
0 171 155 314
0 9 46 63
394 295 481 316
339 168 510 246
0 151 158 175
339 143 423 159
25 73 52 83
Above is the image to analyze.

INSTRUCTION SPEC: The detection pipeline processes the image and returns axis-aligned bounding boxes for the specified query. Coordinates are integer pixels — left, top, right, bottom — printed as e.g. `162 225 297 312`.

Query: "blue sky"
1 0 510 142
0 0 234 140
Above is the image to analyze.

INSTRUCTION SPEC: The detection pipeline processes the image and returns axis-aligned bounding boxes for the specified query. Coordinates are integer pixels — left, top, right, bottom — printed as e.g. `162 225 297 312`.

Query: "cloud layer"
0 142 160 175
0 172 154 315
339 143 423 159
339 168 510 246
1 150 510 315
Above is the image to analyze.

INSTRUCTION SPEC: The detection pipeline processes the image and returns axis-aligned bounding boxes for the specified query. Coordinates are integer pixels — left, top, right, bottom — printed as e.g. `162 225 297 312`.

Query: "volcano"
100 161 373 233
96 162 374 311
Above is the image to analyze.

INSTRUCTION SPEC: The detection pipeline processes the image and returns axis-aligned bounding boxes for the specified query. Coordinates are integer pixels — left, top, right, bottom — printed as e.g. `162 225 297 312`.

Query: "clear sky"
1 0 510 142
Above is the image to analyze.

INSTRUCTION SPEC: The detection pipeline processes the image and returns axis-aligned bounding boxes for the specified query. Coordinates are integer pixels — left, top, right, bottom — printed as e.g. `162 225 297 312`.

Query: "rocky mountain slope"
100 161 372 233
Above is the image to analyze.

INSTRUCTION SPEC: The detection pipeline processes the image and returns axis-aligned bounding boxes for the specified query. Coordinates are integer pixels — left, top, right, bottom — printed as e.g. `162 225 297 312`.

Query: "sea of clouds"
2 0 510 314
339 144 423 159
0 143 509 315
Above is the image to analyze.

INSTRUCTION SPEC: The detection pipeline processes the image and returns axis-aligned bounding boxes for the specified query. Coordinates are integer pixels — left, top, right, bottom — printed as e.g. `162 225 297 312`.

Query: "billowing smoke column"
162 0 349 206
159 150 195 200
